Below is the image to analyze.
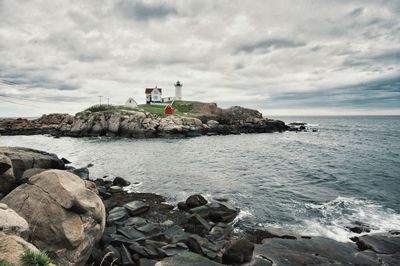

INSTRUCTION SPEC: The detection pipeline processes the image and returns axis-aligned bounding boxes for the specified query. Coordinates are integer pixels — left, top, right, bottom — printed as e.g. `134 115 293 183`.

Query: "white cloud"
0 0 399 117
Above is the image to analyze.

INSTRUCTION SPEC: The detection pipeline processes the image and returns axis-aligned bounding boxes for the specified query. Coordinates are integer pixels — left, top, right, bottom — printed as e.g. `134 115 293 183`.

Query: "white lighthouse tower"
174 80 182 101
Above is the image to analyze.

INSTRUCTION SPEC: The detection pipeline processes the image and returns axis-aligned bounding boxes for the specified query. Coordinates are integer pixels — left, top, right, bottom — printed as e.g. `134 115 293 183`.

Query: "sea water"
1 116 399 242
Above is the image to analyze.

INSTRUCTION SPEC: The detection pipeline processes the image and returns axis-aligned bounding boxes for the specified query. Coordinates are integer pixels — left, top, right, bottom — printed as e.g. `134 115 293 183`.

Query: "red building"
164 105 174 115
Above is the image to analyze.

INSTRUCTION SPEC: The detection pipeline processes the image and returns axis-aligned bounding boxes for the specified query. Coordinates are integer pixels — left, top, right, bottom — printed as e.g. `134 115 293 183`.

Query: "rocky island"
0 101 288 138
0 147 399 266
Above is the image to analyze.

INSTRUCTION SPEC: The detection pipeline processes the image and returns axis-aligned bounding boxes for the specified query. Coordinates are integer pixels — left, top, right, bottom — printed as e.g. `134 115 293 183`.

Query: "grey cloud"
266 76 400 109
115 0 177 21
348 7 363 17
236 38 306 54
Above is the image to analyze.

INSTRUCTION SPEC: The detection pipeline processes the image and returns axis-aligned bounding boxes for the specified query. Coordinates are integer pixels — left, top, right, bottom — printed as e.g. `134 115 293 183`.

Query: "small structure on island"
125 97 138 108
164 104 174 115
174 80 182 101
145 86 162 104
145 81 183 104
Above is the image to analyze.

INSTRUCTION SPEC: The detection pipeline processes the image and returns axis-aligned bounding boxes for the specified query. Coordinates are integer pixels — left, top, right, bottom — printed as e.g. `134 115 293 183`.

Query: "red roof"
145 88 162 94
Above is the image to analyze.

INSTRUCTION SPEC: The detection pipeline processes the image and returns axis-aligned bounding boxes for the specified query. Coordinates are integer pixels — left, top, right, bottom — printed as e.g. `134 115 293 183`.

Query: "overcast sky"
0 0 399 117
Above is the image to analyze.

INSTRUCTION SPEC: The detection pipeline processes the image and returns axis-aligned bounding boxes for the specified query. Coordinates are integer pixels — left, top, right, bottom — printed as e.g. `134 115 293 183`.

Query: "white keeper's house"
145 81 183 104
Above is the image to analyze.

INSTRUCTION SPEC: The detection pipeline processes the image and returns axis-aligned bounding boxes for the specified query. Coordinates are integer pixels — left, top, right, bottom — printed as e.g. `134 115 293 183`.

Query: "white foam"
290 196 400 242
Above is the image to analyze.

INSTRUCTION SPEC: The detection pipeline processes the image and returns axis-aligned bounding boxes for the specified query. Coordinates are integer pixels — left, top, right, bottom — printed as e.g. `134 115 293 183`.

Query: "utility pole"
98 96 102 105
107 97 110 105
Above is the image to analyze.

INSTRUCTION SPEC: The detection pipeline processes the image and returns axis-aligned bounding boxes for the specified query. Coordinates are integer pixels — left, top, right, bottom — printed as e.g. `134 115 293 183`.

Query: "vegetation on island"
82 100 198 117
20 250 53 266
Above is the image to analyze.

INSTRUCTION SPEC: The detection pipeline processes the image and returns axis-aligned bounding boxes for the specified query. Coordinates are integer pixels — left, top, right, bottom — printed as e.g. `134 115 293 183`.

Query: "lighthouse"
174 81 182 101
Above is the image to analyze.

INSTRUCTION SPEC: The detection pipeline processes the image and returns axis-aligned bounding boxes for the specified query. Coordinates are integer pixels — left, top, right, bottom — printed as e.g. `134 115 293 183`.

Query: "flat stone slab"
124 200 149 216
355 233 400 254
255 236 383 265
156 251 222 265
107 206 128 224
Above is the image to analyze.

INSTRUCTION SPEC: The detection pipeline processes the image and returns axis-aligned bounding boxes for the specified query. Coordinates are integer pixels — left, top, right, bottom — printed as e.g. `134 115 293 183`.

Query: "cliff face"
0 105 288 138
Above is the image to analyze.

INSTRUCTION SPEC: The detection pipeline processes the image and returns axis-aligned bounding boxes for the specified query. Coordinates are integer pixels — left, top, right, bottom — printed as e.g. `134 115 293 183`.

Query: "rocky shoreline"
0 147 399 265
0 105 288 138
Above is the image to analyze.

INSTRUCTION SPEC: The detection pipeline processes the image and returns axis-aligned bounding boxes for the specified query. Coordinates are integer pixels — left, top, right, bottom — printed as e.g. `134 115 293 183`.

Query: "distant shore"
0 102 288 138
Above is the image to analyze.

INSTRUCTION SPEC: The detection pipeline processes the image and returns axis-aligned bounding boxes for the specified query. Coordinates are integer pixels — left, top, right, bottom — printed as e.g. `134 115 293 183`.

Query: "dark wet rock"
61 157 71 164
209 224 233 241
178 236 204 255
123 217 149 227
110 234 140 246
20 168 46 184
255 236 382 265
208 202 239 223
137 223 159 235
102 245 121 265
156 251 222 266
346 221 375 234
118 226 146 240
185 214 212 236
389 230 400 235
121 244 136 266
164 225 185 240
70 166 89 180
124 200 150 216
186 194 208 209
113 176 131 187
98 186 112 199
107 206 128 224
0 154 12 174
354 233 400 254
177 201 189 211
143 244 164 259
222 239 254 264
245 226 297 244
103 198 117 212
129 241 149 257
139 258 158 266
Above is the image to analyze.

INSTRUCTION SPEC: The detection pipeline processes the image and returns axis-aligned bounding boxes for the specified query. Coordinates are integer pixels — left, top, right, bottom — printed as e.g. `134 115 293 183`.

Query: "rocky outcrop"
0 147 65 195
1 170 105 266
0 104 288 138
0 232 41 266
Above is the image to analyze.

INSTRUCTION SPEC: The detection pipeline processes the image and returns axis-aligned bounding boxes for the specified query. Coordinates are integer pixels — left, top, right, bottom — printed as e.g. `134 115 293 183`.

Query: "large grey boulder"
0 147 64 180
0 154 15 194
0 202 29 239
1 170 106 266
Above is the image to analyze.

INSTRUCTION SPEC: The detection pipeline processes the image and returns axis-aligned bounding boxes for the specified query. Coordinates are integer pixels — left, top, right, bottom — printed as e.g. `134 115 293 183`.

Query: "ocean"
1 116 399 242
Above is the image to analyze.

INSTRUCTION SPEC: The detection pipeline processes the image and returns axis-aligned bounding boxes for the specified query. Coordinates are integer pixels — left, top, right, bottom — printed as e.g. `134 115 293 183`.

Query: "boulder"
0 154 15 195
1 170 106 266
255 236 382 265
124 201 150 216
0 147 65 179
70 167 90 180
0 154 12 174
156 251 221 265
0 203 29 239
20 168 47 184
354 233 400 254
222 239 254 264
113 176 131 187
0 232 41 266
186 194 208 209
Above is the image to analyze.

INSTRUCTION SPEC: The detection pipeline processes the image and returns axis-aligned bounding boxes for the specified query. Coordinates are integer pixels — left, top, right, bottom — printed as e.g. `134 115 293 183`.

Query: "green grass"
20 250 52 266
0 262 13 266
84 104 136 113
82 100 199 117
137 101 196 117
